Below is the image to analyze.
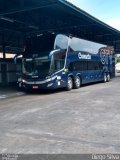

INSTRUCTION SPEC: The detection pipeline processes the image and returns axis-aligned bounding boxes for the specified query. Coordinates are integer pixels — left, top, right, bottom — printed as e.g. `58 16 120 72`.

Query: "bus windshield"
22 56 51 76
50 34 69 72
24 34 55 54
69 37 106 54
54 34 69 50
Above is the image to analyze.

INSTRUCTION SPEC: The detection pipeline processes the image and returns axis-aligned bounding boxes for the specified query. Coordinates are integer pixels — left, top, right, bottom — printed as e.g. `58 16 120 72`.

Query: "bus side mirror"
13 54 23 64
14 57 17 64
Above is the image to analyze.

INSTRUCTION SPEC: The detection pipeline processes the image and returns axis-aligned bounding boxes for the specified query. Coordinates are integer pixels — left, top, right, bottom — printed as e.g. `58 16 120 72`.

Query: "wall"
0 60 21 86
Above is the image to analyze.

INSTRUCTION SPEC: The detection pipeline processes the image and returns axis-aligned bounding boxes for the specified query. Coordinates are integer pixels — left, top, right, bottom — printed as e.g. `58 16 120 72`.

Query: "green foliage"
115 56 120 64
117 58 120 63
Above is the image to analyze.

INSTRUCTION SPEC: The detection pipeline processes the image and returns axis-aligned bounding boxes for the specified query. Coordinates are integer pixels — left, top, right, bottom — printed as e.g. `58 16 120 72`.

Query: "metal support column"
2 32 6 59
2 44 6 59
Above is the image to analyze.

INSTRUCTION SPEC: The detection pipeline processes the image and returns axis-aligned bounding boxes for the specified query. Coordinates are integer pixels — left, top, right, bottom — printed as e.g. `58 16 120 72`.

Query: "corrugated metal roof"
0 0 120 53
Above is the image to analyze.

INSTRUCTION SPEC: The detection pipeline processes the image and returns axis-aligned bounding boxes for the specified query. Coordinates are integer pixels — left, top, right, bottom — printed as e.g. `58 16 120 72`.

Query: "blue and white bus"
17 33 115 91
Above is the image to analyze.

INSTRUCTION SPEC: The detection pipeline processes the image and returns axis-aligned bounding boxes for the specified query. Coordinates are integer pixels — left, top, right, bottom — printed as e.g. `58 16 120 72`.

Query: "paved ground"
0 86 24 100
0 77 120 153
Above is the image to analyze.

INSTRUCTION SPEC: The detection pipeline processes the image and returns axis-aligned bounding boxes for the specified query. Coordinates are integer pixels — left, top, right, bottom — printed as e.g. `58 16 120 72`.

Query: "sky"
68 0 120 31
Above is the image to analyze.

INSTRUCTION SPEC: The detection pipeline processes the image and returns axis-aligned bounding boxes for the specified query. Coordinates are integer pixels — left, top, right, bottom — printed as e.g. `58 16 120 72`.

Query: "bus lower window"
68 61 103 72
54 59 64 71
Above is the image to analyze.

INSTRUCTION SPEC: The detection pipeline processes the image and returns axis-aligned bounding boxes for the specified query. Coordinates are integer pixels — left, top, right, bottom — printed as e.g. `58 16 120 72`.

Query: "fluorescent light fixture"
0 16 14 23
37 34 43 37
29 25 39 30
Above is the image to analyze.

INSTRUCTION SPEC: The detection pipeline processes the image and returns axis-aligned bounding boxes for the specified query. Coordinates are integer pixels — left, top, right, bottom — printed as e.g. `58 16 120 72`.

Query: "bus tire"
103 73 107 83
66 76 73 91
74 76 81 89
107 73 110 82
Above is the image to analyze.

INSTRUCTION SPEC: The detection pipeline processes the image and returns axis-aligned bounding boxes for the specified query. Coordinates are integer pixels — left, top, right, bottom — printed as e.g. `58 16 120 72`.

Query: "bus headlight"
22 79 26 83
57 76 61 80
18 78 22 82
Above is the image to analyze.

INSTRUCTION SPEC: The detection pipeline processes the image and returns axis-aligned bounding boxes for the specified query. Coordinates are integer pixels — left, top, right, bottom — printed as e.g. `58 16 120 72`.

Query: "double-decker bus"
16 33 115 91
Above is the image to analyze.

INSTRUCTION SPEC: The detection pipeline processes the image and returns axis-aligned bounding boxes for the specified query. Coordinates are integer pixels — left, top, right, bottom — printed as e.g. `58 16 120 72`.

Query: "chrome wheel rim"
104 74 107 82
107 74 110 81
68 78 72 89
76 77 80 87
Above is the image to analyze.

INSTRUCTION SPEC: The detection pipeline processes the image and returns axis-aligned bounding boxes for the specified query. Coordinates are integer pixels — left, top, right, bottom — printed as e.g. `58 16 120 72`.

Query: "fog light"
57 76 61 80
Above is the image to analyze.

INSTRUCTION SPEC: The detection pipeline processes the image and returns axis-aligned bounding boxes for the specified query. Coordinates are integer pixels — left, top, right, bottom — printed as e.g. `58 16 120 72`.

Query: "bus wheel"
74 76 81 89
107 73 110 82
103 73 107 83
66 76 73 91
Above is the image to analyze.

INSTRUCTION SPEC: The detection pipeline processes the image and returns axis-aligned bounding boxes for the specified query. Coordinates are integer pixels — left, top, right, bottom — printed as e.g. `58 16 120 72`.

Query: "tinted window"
69 37 106 54
87 61 94 70
25 34 55 53
82 61 87 70
68 61 103 72
74 61 83 71
54 34 69 50
68 63 74 71
68 61 87 71
51 50 66 72
87 61 103 70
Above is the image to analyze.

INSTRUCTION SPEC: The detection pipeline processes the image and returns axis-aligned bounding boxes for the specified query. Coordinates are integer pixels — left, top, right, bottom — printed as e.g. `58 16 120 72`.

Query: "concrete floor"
0 77 120 153
0 86 24 100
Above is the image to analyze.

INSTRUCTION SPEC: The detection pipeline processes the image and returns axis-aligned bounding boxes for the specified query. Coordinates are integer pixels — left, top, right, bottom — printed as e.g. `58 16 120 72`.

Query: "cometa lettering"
78 52 91 60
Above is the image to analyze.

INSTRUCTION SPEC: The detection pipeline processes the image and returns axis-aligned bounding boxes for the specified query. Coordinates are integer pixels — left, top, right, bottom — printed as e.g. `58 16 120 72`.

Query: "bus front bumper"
17 76 62 90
